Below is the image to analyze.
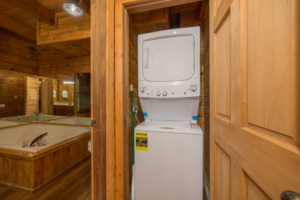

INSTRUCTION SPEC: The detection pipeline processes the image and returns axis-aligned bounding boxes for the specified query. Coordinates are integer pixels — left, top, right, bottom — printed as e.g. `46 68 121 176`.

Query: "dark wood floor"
0 157 91 200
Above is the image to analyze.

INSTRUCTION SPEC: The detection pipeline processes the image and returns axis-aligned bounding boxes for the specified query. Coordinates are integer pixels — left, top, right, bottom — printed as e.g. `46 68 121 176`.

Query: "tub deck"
0 124 91 193
0 157 91 200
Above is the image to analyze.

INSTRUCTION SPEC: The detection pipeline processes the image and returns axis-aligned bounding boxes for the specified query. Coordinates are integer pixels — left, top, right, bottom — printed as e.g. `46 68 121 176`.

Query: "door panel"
215 14 231 120
210 0 300 199
215 144 231 200
41 79 53 115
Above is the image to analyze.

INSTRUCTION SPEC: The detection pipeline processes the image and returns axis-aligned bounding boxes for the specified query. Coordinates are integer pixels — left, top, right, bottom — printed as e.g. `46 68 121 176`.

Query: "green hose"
131 85 135 165
130 85 135 200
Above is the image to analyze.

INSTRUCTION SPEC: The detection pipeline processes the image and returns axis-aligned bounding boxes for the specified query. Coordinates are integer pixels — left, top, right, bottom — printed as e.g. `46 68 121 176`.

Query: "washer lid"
142 35 195 82
135 120 203 135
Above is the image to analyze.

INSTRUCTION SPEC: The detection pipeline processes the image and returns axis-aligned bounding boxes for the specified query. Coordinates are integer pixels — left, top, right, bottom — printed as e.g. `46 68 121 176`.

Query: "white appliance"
135 27 203 200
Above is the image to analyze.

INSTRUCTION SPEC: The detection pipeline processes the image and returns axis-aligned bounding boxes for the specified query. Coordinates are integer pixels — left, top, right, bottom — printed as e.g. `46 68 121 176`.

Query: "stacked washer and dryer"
134 27 203 200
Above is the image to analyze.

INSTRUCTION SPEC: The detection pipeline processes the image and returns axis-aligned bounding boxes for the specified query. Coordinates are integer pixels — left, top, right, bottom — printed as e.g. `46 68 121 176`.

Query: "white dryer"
135 27 203 200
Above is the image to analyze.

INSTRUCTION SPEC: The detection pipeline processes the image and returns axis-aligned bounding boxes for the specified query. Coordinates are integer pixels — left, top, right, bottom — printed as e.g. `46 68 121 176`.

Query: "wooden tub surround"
0 132 90 193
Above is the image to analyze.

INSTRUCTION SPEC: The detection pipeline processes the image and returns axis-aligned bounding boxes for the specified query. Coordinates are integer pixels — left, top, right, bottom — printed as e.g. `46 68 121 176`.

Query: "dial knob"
140 87 146 93
156 91 161 96
162 91 167 96
190 85 197 92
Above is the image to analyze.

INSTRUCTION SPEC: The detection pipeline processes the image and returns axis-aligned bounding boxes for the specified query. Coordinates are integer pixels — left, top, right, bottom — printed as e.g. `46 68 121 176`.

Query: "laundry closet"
124 2 210 199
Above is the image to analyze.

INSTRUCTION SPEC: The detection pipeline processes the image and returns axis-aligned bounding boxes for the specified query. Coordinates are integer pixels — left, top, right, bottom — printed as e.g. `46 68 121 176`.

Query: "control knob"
162 91 167 96
156 91 161 96
190 85 197 92
140 87 146 93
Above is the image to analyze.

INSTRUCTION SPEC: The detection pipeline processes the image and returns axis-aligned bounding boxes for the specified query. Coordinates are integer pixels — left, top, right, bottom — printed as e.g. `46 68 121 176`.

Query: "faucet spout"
30 132 48 147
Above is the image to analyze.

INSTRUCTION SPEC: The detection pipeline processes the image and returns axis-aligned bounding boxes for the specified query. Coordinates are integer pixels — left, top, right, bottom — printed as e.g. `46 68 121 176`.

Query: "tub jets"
23 132 48 148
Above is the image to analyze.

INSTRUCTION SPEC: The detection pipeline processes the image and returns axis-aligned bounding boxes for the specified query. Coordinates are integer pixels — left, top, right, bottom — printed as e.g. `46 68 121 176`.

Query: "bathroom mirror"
0 70 91 128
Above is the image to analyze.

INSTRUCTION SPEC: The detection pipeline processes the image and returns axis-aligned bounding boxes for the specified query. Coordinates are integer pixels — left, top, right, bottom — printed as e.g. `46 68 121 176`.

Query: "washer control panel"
139 80 200 98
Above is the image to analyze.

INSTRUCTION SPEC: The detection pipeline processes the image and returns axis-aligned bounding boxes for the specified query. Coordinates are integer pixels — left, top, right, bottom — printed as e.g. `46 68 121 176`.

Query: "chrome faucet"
33 112 43 121
29 132 48 147
33 112 43 116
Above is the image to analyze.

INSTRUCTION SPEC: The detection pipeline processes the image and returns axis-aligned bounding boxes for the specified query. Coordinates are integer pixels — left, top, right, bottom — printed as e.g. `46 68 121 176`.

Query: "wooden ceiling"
130 1 207 34
0 0 91 75
0 0 90 52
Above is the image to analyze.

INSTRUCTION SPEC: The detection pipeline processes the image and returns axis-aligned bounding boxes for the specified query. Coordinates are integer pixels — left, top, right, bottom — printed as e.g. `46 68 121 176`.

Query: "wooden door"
41 79 53 115
210 0 300 199
24 77 39 115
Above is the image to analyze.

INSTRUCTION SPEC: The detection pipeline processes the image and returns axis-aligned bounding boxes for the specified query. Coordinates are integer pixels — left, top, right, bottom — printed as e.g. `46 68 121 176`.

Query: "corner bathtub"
0 124 91 192
0 120 26 129
1 115 65 122
46 117 90 126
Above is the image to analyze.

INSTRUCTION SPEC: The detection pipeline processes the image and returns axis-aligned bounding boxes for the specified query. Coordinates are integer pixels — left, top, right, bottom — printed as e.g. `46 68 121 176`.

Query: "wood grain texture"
215 13 230 120
0 156 91 200
37 12 91 45
210 0 300 199
24 77 39 115
8 0 55 26
0 76 25 117
91 0 114 199
0 136 90 192
0 12 36 40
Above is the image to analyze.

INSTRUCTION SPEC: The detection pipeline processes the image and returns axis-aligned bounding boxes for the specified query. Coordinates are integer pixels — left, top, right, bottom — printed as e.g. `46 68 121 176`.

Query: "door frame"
91 0 204 199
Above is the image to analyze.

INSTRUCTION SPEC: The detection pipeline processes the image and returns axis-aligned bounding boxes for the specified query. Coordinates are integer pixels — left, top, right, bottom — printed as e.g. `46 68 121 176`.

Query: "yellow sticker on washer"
136 132 148 151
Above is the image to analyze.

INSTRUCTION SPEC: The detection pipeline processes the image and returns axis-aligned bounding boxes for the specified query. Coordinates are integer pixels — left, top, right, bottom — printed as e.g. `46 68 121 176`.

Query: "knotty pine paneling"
0 28 38 75
0 76 25 117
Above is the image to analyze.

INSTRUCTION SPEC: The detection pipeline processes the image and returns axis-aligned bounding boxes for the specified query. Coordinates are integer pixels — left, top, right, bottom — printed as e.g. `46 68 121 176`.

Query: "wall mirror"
0 70 91 128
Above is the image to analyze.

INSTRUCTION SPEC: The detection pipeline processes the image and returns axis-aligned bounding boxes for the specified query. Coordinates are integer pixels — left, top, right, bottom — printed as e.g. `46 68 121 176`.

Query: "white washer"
134 121 203 200
135 27 203 200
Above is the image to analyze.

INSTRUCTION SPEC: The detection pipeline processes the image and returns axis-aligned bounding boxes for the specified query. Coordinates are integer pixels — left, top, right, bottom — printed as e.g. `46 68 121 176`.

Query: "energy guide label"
136 132 148 151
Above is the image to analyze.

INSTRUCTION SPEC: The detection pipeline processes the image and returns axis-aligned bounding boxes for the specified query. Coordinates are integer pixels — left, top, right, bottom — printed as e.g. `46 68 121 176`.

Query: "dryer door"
142 35 195 82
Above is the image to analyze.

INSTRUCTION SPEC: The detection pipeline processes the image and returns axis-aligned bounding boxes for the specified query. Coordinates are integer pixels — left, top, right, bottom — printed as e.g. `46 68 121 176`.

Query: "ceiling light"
63 0 83 17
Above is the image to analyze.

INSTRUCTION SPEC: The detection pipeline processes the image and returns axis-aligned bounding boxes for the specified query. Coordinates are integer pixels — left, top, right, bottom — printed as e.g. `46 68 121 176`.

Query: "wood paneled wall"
0 28 37 75
0 76 24 117
24 77 39 115
200 5 210 185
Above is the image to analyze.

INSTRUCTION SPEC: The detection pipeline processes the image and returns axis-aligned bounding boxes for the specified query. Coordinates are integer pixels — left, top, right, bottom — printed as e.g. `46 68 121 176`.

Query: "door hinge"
123 118 126 125
91 120 96 127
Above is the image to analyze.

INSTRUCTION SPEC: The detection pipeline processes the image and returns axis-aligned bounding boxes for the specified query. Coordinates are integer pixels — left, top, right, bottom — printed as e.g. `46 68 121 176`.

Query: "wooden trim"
209 0 214 199
213 0 232 32
91 0 115 199
8 0 55 26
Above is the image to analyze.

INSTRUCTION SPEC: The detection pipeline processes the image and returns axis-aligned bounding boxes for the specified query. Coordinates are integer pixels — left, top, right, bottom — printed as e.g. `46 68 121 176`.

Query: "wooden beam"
8 0 55 26
0 13 36 40
80 0 91 15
